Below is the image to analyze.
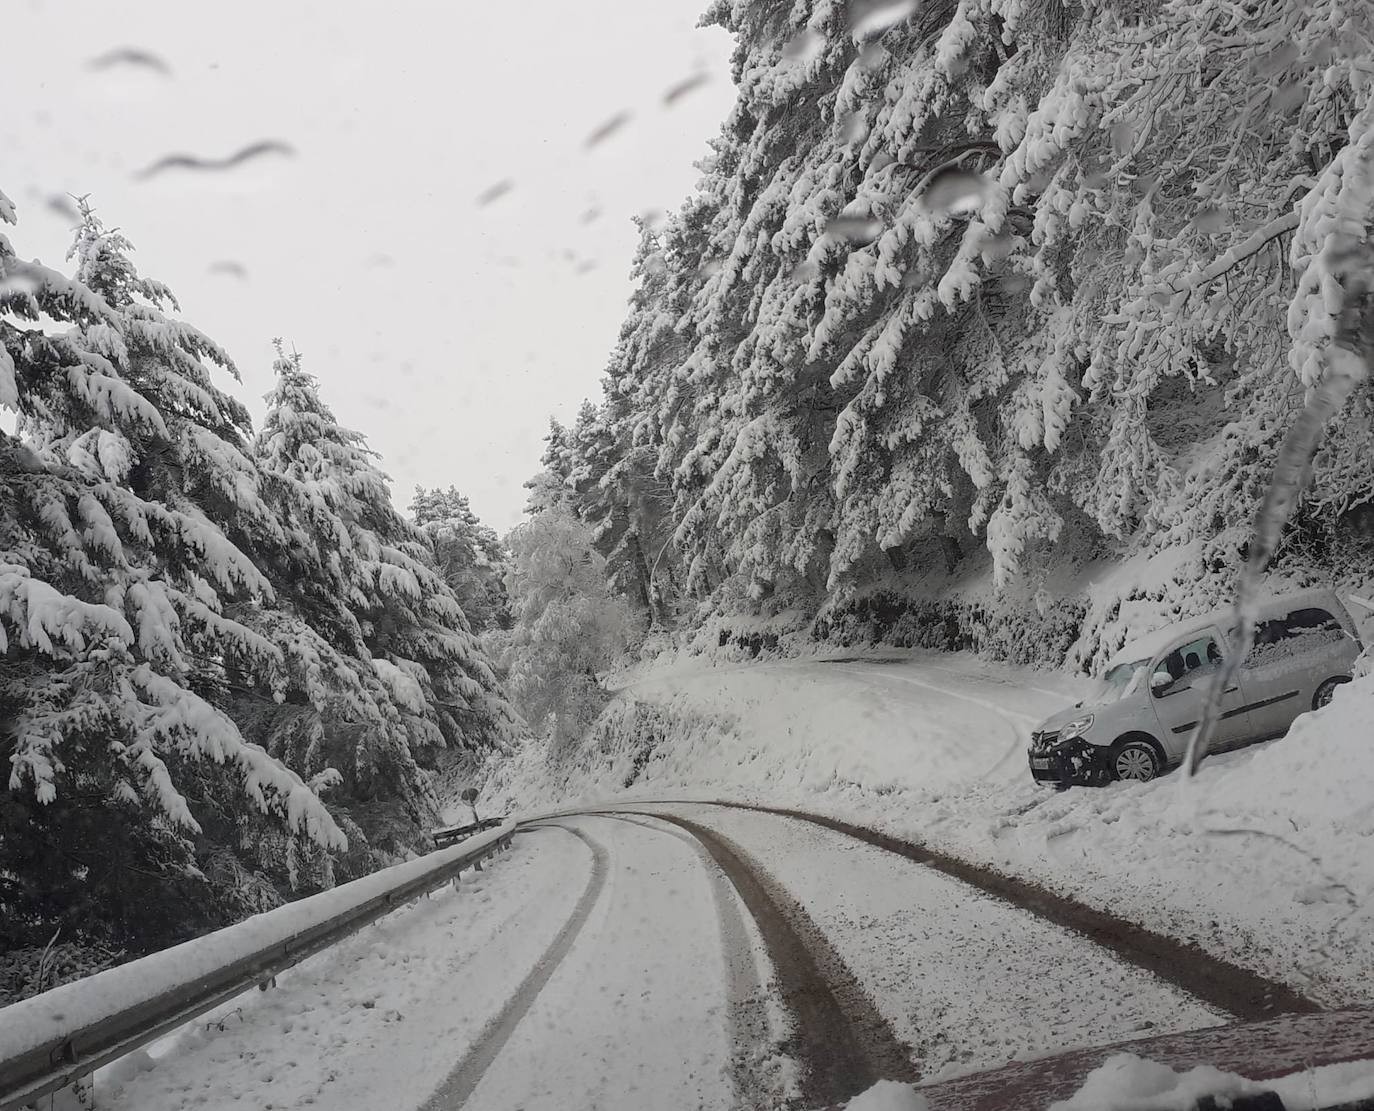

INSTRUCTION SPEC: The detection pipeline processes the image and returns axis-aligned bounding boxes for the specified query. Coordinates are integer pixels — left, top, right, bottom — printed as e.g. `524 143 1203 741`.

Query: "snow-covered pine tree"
253 349 517 851
522 418 579 517
0 194 344 953
543 0 1374 669
410 485 509 633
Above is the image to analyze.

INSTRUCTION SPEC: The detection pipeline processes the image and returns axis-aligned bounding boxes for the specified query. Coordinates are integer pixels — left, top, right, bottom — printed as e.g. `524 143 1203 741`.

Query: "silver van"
1029 589 1364 786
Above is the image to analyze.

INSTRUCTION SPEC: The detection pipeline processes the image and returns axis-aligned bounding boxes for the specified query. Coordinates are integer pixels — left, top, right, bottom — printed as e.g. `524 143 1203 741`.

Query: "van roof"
1104 587 1346 671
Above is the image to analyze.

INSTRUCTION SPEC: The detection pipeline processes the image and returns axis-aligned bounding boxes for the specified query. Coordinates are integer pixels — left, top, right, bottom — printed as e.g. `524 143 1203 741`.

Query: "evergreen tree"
531 0 1374 667
410 485 509 633
252 349 517 851
1 194 343 953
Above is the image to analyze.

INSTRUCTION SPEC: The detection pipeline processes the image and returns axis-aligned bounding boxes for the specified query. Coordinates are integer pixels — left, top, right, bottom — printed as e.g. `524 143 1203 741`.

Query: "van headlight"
1060 714 1095 741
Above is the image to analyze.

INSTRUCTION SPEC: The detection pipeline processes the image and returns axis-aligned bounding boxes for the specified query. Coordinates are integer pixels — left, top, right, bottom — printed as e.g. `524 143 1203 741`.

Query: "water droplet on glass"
45 194 80 221
1269 80 1305 115
781 29 824 63
838 111 866 144
575 260 598 275
791 260 820 281
584 112 631 148
476 180 514 206
849 0 918 39
826 214 883 246
663 73 710 106
858 42 888 69
868 151 895 174
0 260 41 298
1109 120 1136 156
208 260 248 280
980 229 1016 262
86 47 171 76
999 273 1032 294
135 139 295 180
581 207 601 225
1191 206 1229 234
1081 170 1110 189
922 166 988 215
698 260 723 279
1257 41 1300 75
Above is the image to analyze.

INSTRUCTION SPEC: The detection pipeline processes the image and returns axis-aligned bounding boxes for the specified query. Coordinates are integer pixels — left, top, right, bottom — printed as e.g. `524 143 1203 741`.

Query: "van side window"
1244 607 1344 666
1152 635 1222 696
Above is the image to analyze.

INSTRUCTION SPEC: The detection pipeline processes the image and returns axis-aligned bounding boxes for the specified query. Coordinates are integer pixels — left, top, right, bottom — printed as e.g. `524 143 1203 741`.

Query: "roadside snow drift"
488 649 1374 1007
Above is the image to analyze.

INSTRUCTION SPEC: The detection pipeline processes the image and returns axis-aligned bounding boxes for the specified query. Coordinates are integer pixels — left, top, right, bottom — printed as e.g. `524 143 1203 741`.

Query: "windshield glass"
6 2 1374 1107
1091 659 1152 702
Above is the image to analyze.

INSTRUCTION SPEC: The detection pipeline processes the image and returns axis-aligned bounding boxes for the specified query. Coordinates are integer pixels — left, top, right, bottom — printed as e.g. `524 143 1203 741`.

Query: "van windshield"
1091 659 1152 702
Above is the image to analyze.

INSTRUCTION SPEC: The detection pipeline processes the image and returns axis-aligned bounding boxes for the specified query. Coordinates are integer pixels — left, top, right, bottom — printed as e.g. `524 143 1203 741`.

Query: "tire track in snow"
627 811 920 1107
598 813 789 1109
421 823 608 1110
660 801 1320 1021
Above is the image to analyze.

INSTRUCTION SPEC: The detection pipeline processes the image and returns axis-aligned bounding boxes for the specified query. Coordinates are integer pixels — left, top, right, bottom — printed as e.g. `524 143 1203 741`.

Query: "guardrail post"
43 1073 95 1109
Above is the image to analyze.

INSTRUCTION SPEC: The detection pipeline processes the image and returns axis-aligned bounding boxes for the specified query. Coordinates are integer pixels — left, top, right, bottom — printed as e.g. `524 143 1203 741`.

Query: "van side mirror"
1150 669 1172 693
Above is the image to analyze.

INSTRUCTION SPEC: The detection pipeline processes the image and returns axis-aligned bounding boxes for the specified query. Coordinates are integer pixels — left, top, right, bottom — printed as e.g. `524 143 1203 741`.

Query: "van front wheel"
1111 738 1162 783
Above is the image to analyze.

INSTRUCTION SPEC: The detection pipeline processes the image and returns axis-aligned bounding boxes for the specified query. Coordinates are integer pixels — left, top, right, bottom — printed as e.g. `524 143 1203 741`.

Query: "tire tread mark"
631 811 920 1108
422 823 608 1110
597 813 786 1110
675 801 1320 1020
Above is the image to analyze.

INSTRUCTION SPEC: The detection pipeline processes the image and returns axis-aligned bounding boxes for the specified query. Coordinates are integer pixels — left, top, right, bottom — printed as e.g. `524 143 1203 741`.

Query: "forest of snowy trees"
521 0 1374 677
0 195 516 995
4 0 1374 1003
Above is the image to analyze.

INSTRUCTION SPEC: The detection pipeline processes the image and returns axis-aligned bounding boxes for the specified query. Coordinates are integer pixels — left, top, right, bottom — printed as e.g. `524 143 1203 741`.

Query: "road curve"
422 824 609 1110
648 800 1320 1020
632 811 919 1107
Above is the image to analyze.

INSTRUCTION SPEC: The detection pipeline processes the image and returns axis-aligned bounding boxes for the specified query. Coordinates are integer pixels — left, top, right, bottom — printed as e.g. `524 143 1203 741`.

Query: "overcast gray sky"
6 0 736 532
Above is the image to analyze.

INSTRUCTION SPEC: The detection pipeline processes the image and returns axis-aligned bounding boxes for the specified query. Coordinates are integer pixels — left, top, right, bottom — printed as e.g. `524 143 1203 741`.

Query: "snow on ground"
458 815 791 1110
642 803 1223 1082
488 647 1374 1008
842 1056 1374 1111
0 823 514 1072
97 829 589 1111
617 652 1091 794
95 813 796 1111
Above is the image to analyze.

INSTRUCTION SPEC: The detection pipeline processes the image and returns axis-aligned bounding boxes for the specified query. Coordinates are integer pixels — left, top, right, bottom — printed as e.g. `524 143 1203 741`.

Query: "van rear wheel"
1111 738 1162 783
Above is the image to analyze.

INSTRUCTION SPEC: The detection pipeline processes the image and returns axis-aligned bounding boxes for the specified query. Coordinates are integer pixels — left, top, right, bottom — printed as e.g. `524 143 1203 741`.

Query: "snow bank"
0 822 512 1069
845 1079 930 1110
491 646 1374 1006
1048 1053 1374 1111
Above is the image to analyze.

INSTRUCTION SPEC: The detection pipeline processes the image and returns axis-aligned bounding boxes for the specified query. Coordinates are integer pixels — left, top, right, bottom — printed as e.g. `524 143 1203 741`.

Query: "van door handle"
1224 686 1239 694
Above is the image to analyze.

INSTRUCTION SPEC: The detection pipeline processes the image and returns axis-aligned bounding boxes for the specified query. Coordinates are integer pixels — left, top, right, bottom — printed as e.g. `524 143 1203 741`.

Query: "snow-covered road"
96 793 1247 1111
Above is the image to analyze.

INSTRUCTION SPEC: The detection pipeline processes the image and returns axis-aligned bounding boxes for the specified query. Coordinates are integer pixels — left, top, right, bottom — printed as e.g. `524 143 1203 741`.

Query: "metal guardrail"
0 822 517 1111
431 816 506 849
